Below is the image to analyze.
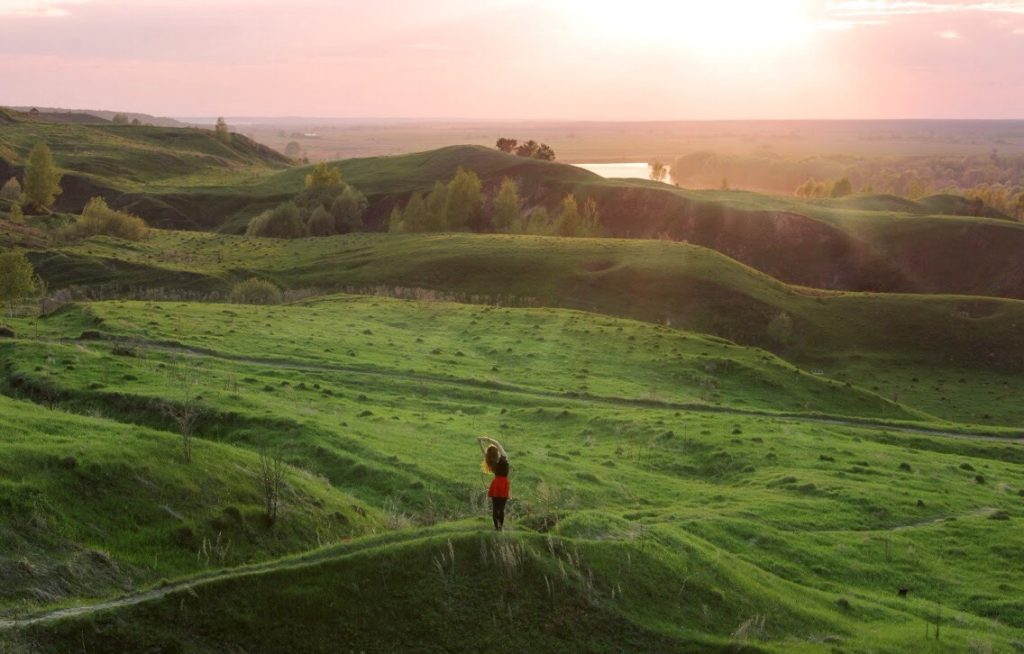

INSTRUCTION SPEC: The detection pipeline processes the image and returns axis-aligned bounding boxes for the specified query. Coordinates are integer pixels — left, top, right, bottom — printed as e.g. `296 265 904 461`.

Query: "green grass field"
1 294 1023 652
3 118 1024 652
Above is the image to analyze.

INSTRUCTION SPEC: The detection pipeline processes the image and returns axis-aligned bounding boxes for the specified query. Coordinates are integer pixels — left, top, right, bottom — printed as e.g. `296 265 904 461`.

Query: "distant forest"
671 150 1024 219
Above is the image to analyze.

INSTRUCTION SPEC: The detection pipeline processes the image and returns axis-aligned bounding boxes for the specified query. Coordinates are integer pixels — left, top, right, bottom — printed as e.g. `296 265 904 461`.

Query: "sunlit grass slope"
33 231 1024 377
1 295 1023 652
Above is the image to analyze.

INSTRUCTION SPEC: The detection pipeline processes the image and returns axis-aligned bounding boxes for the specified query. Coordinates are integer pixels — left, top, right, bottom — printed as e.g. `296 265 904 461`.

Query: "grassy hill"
0 393 375 614
1 294 1022 652
5 118 1024 298
31 231 1024 377
0 108 291 229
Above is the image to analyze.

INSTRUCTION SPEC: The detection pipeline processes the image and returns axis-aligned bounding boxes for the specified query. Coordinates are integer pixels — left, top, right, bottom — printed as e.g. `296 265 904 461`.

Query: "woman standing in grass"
478 436 510 531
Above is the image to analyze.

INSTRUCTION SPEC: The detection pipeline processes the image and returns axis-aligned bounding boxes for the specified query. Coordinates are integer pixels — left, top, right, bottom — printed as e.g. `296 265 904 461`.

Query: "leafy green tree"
284 141 302 159
215 117 231 143
425 181 448 230
0 249 37 314
9 204 24 223
307 206 336 236
246 202 308 238
305 162 343 191
555 194 582 237
444 167 483 231
330 185 369 233
496 138 518 153
491 177 521 232
388 206 405 233
401 192 428 232
523 206 551 235
22 143 62 212
0 177 21 201
830 177 853 198
581 196 601 235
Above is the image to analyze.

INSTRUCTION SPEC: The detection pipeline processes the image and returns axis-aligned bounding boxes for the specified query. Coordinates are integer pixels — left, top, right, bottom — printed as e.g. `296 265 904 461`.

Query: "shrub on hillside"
230 278 282 305
0 177 20 201
307 206 336 236
330 185 368 233
246 203 308 239
63 197 148 241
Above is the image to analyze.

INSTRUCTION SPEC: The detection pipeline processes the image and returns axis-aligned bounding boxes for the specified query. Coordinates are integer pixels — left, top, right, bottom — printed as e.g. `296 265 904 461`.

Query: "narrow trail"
0 528 469 631
69 334 1023 445
0 504 1005 631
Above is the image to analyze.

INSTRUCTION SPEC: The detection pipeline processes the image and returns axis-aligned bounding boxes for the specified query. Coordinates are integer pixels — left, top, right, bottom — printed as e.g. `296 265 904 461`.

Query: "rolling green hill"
5 115 1024 299
30 231 1024 375
2 294 1022 652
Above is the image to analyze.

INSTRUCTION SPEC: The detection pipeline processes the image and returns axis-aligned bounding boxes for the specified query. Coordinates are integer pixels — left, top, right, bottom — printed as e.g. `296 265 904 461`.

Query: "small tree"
720 177 730 191
307 206 336 236
304 162 343 191
581 196 601 235
246 202 308 238
0 250 37 316
131 118 141 126
401 192 427 232
9 204 24 223
214 117 231 143
22 143 62 212
425 181 448 231
535 143 556 161
163 361 203 463
330 185 368 233
230 278 283 304
523 206 551 235
650 160 668 182
496 137 518 153
444 167 483 230
388 205 405 233
0 177 20 201
284 141 302 159
515 140 540 158
258 450 286 526
555 194 582 237
830 177 853 198
492 177 521 232
111 113 129 125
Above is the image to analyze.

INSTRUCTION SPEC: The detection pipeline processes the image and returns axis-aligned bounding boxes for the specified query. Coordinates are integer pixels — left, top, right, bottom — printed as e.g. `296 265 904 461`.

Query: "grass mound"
0 394 374 613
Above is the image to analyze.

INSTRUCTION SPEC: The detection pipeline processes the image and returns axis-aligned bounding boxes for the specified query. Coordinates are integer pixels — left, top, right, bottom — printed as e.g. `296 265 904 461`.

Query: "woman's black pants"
491 497 508 530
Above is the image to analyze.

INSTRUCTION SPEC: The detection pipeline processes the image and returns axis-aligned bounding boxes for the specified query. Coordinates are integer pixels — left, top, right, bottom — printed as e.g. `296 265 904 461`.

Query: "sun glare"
559 0 821 58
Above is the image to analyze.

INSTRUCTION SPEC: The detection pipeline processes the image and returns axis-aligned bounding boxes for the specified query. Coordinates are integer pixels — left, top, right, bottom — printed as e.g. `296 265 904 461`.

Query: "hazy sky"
1 0 1022 119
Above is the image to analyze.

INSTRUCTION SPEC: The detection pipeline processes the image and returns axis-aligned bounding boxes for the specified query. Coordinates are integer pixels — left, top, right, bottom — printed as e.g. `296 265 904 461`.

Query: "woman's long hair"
481 444 501 473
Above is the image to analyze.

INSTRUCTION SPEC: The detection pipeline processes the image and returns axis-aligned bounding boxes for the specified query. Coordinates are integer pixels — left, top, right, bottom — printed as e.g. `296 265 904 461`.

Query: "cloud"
0 0 87 17
827 1 1024 17
937 28 963 36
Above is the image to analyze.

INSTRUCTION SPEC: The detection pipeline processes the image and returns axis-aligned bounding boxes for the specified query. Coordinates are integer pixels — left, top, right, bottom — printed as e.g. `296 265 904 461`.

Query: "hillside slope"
31 232 1024 374
1 294 1023 652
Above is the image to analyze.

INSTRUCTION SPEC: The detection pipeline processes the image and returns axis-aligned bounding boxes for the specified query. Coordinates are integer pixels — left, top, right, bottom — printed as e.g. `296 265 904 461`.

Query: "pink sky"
1 0 1022 119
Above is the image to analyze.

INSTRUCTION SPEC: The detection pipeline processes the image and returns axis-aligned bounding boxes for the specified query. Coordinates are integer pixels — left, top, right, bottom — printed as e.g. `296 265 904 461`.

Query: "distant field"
240 118 1024 163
